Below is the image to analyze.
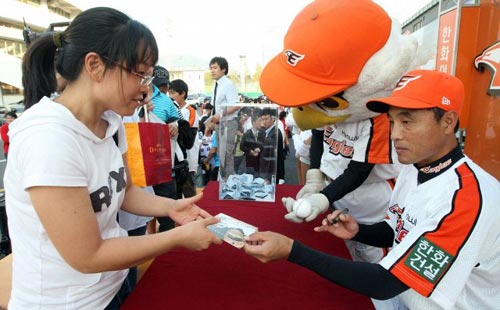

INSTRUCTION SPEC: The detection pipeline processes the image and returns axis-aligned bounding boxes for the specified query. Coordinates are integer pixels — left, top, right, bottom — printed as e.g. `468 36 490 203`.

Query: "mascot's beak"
292 94 351 130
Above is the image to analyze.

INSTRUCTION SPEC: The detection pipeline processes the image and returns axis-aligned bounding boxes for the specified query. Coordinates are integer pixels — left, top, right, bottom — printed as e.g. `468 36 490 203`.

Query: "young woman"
6 7 221 309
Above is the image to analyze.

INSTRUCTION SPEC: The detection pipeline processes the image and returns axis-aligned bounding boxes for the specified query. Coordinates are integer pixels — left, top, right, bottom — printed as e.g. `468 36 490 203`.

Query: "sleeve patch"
404 236 455 284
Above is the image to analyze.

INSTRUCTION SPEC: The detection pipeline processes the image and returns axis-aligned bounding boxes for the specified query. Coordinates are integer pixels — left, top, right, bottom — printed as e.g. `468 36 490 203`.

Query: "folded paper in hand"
208 213 258 249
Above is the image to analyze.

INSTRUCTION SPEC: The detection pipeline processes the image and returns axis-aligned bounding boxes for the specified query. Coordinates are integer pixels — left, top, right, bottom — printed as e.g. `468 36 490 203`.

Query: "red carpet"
122 181 374 310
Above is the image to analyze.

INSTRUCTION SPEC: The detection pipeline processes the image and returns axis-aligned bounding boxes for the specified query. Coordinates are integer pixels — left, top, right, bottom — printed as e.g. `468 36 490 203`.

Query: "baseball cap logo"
395 75 422 91
442 97 451 105
285 50 305 67
155 69 168 78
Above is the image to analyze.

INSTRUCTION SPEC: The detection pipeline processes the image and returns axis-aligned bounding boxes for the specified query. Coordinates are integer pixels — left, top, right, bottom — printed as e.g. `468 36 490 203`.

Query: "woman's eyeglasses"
101 55 154 87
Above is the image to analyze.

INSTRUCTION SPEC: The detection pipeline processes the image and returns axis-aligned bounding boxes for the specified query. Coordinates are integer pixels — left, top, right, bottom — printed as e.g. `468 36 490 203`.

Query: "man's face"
210 63 225 81
168 89 184 103
260 114 274 129
388 107 450 167
252 117 262 130
158 84 169 95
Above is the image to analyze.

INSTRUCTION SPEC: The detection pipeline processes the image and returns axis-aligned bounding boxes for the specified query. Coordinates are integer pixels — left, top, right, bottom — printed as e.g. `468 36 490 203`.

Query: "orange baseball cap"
260 0 392 107
366 70 465 114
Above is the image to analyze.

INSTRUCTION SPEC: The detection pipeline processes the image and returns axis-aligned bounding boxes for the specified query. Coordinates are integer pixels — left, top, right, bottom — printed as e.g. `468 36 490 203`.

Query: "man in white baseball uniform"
244 70 500 310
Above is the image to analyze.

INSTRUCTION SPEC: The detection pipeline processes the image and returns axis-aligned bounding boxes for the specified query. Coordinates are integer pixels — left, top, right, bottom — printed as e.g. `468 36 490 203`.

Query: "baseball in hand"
294 199 312 218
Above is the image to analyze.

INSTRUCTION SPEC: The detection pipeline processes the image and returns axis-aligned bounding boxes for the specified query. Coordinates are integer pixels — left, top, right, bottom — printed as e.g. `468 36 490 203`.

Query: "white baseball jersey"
5 97 128 309
321 114 401 223
379 150 500 309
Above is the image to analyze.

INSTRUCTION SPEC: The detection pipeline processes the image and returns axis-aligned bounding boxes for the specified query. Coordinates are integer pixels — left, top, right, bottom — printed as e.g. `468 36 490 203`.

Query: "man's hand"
211 114 221 124
282 193 330 223
250 148 260 157
243 231 294 263
146 102 155 112
168 123 178 137
313 209 359 240
296 169 326 199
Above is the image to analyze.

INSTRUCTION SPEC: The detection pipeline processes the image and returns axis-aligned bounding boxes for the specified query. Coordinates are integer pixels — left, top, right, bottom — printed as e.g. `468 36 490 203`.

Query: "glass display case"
216 103 279 202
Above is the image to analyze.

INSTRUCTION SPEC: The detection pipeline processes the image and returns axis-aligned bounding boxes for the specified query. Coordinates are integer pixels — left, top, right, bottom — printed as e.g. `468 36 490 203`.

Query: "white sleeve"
18 129 88 189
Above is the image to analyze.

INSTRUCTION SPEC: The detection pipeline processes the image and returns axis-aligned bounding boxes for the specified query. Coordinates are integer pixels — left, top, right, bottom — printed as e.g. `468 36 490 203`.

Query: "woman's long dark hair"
22 7 159 109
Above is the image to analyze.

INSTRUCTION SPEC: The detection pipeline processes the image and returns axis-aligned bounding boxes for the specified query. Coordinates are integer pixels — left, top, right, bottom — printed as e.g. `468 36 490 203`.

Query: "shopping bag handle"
143 105 149 123
137 105 150 123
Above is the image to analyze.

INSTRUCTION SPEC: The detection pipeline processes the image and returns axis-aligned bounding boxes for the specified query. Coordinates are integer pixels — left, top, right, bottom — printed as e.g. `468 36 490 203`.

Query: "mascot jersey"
379 147 500 309
320 114 401 223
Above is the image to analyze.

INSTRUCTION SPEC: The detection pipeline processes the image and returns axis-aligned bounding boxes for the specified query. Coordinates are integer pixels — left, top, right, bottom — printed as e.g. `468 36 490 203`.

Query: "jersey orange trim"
387 178 396 189
187 105 197 127
390 162 482 297
366 114 393 164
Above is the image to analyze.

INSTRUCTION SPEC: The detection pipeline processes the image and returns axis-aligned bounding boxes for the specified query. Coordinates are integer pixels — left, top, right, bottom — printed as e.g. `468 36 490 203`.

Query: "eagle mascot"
260 1 426 309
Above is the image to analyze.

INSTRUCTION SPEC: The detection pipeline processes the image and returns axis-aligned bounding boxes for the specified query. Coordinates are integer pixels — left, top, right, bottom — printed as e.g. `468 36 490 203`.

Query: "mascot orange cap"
260 0 392 107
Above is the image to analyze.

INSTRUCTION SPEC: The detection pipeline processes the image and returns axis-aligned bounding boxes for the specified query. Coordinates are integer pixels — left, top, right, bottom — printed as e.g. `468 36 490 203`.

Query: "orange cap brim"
367 96 437 113
260 54 352 107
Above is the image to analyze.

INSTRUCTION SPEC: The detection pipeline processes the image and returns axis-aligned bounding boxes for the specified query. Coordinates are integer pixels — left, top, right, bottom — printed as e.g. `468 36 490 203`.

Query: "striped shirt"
151 85 179 123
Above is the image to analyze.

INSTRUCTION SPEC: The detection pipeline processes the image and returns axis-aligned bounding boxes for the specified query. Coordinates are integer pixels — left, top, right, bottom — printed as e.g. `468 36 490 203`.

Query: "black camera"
22 18 69 47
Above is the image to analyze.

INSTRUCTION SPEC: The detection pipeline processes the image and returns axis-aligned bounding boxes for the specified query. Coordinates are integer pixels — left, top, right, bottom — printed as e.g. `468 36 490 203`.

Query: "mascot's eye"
314 92 349 111
318 97 340 108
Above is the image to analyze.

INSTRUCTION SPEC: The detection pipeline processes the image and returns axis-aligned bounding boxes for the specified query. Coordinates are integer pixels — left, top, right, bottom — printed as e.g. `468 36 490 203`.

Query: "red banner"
436 8 459 74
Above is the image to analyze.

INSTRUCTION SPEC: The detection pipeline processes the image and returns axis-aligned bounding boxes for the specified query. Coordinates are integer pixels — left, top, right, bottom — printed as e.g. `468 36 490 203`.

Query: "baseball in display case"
216 103 279 202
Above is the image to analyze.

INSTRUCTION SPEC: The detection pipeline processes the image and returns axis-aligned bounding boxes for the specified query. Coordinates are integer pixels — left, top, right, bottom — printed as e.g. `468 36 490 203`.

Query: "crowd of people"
3 2 499 310
201 105 288 185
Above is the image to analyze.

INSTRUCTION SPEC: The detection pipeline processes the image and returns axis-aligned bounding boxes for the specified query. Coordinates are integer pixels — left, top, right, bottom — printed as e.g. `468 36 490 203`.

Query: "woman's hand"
169 193 210 225
175 217 223 251
313 209 359 240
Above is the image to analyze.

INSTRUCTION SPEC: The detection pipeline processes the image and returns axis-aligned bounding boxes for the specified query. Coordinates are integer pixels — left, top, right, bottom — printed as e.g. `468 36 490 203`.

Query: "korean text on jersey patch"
404 237 455 284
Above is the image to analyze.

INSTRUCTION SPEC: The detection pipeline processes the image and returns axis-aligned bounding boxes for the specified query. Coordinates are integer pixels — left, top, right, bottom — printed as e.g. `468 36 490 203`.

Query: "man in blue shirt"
152 66 180 123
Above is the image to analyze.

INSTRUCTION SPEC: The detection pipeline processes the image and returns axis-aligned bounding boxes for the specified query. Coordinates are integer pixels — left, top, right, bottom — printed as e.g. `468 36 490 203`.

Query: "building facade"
0 0 80 109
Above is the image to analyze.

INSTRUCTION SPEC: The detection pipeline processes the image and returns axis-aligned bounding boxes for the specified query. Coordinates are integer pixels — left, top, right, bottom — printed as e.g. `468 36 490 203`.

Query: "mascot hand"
282 194 330 223
296 169 326 199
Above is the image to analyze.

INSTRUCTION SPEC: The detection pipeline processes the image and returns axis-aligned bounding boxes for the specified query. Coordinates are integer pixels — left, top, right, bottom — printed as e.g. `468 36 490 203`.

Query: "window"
48 5 70 19
413 21 423 32
0 39 26 58
18 0 41 5
1 84 22 95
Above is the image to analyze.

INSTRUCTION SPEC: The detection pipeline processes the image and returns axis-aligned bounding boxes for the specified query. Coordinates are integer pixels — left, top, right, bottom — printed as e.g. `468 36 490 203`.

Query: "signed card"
208 213 258 248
